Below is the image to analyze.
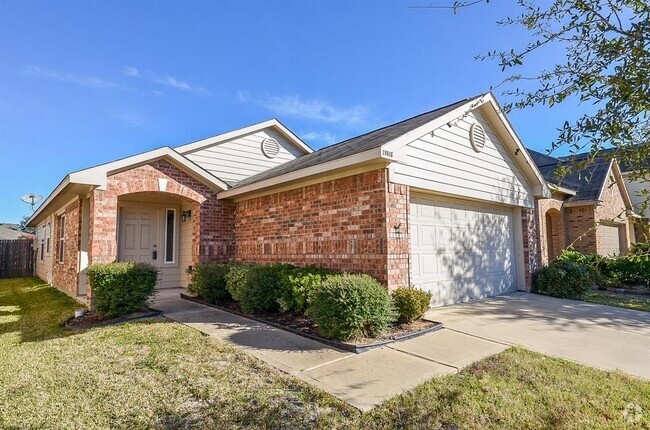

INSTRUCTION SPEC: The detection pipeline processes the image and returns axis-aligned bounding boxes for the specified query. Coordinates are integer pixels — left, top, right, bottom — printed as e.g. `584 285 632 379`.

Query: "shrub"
392 287 432 323
187 263 232 304
555 249 602 284
532 259 594 299
226 263 292 314
308 274 397 340
86 262 158 318
277 266 334 313
600 255 650 287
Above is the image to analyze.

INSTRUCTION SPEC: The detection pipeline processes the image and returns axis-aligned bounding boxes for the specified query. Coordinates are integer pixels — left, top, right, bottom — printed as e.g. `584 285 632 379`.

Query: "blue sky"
0 1 578 222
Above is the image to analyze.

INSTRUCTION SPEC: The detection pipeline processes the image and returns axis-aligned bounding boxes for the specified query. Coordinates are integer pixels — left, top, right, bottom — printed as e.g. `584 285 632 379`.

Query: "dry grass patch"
2 278 649 429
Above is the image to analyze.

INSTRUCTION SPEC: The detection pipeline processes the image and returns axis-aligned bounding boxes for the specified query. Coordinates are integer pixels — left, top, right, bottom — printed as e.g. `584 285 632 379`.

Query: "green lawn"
584 290 650 312
2 277 649 429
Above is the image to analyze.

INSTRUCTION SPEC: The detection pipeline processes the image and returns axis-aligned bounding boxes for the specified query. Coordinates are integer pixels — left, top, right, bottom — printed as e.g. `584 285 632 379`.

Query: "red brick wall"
522 204 541 288
88 159 235 267
566 206 597 254
385 182 410 288
53 199 81 296
234 169 407 287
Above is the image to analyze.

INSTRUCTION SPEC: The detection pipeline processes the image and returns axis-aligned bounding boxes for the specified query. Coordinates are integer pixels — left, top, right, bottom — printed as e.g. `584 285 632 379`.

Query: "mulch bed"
64 308 163 330
181 293 442 353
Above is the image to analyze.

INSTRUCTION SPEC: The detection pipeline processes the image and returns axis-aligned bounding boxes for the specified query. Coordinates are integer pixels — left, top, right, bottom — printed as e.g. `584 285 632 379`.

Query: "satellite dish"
21 193 43 211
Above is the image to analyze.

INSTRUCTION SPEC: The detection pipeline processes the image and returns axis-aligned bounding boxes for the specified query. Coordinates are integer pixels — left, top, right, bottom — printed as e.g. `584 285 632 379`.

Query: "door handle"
152 245 158 260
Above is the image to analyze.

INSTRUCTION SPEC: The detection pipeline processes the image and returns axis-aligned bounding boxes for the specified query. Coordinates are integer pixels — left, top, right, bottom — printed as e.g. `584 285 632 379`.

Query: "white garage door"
410 194 517 307
598 225 621 257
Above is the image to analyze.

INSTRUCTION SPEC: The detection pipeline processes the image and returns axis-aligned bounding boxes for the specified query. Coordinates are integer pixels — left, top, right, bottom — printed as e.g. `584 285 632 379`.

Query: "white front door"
118 208 158 264
410 193 517 307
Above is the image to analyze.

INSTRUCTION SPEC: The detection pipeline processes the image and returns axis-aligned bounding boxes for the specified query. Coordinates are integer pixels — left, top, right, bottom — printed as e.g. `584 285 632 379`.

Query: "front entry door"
118 208 158 264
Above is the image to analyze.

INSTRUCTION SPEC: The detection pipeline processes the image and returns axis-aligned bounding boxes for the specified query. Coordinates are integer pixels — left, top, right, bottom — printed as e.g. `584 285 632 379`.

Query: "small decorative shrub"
226 264 291 314
532 259 594 299
187 263 232 304
392 287 432 323
87 262 158 318
277 266 333 313
308 274 397 340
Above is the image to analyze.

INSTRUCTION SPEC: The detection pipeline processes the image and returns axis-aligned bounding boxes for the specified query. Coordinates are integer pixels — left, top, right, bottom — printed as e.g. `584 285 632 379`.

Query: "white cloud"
258 95 368 128
124 66 140 78
23 65 117 89
301 130 337 145
152 74 209 95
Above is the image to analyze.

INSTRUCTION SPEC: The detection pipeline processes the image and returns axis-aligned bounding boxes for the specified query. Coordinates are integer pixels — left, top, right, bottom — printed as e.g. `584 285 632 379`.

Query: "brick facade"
88 159 234 269
537 174 634 260
235 169 409 288
52 199 81 296
521 204 541 288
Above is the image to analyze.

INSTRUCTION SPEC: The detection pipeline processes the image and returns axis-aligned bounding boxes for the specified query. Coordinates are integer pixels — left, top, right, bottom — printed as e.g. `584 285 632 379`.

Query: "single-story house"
0 223 34 240
529 149 640 265
28 93 552 307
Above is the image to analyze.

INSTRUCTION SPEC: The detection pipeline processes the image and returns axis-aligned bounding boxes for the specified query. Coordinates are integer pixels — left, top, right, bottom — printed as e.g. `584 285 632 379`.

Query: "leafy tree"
19 215 36 234
419 0 650 214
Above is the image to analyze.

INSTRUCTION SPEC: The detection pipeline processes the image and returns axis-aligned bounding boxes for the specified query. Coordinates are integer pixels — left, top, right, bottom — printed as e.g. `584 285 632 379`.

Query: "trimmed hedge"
277 266 334 313
187 263 232 304
308 274 397 340
87 262 158 318
392 287 432 323
225 264 293 314
532 259 593 299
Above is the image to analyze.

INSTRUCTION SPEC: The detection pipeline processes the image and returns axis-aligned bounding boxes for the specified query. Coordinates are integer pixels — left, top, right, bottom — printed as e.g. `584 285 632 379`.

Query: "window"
58 215 66 264
40 239 44 261
164 209 175 263
46 222 51 253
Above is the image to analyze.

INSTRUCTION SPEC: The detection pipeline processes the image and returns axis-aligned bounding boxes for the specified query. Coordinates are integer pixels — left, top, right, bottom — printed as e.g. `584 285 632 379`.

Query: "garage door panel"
410 194 516 307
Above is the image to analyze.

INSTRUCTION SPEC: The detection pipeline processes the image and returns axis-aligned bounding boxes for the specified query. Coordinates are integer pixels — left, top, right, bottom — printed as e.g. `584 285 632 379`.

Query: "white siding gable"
184 128 304 185
623 173 648 213
390 110 534 207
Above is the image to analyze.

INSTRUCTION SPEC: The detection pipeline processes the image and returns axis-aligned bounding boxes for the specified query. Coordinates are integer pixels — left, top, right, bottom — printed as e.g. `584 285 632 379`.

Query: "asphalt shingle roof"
528 149 612 202
233 96 480 189
0 224 33 240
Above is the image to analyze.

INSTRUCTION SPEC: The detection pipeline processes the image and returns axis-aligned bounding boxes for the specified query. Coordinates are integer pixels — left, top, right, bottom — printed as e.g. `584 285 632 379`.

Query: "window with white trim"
58 215 66 264
46 222 51 253
164 209 175 263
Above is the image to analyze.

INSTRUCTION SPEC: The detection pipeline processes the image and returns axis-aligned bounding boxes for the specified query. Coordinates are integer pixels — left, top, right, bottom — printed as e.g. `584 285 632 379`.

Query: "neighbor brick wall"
234 168 409 288
88 159 235 268
537 195 566 265
566 206 597 254
52 199 81 296
595 174 632 253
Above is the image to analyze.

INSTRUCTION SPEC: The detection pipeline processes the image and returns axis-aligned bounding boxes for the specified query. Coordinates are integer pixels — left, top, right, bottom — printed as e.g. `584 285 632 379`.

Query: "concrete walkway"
427 292 650 380
153 289 506 411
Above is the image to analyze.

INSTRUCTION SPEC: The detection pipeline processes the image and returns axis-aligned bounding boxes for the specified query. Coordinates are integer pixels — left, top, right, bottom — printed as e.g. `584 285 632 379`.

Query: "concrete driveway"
426 292 650 380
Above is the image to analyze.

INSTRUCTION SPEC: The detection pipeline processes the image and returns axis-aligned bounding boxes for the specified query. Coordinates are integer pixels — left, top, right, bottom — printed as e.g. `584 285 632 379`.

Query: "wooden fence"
0 239 34 279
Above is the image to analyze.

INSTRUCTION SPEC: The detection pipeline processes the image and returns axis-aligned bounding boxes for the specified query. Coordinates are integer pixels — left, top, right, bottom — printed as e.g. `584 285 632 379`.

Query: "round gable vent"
469 123 486 153
261 138 280 159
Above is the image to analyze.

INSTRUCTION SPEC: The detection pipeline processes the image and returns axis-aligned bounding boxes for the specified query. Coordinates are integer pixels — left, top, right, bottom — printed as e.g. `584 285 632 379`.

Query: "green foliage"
225 264 293 314
599 254 650 287
187 263 232 304
533 260 594 299
555 248 602 283
86 262 158 318
392 287 432 323
277 266 334 313
308 274 397 340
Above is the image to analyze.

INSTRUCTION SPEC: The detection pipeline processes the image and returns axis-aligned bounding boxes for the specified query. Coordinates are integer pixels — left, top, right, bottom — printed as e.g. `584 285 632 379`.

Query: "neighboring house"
0 223 34 240
27 93 550 307
529 149 637 265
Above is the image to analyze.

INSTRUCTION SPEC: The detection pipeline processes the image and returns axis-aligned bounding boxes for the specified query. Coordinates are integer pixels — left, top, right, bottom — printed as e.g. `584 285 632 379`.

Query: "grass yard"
584 290 650 312
1 277 649 429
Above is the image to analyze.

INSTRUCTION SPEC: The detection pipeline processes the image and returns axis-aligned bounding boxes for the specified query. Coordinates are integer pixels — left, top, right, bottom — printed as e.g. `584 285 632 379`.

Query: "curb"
180 293 443 354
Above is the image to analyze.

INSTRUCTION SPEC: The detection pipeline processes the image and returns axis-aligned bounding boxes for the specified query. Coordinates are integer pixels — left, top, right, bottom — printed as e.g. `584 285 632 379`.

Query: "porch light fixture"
181 210 192 222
